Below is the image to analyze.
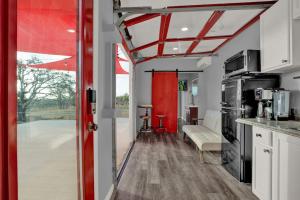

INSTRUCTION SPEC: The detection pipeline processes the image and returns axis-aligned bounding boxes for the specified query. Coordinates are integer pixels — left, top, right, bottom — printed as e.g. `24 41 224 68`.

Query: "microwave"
224 50 261 78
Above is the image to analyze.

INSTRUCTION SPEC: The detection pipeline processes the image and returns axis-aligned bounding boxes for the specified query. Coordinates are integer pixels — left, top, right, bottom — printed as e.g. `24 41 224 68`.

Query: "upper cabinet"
260 0 300 73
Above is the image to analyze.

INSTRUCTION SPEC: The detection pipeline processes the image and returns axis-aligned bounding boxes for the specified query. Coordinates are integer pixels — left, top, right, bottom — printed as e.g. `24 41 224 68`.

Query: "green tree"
17 57 56 122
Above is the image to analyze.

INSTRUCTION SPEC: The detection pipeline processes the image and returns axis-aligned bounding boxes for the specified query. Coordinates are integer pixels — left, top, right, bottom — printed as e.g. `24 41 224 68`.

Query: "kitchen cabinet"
260 0 300 73
272 132 300 200
252 126 272 200
294 0 300 19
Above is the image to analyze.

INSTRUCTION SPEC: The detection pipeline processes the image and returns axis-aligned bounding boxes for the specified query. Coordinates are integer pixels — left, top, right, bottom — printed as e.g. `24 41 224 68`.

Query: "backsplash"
281 70 300 120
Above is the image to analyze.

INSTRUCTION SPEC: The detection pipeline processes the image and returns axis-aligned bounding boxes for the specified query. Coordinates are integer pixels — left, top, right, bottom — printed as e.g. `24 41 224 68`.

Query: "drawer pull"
264 149 271 154
256 133 262 137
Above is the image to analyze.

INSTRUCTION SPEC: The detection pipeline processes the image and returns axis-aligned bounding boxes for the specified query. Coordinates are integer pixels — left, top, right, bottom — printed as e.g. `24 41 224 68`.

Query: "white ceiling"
121 0 272 58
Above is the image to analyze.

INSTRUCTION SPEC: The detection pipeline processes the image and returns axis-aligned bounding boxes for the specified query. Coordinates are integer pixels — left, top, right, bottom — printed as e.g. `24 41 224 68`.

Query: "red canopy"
17 0 128 74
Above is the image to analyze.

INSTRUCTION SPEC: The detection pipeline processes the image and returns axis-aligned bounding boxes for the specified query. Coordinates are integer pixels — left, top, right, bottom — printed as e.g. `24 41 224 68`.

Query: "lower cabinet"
252 126 300 200
252 127 272 200
272 132 300 200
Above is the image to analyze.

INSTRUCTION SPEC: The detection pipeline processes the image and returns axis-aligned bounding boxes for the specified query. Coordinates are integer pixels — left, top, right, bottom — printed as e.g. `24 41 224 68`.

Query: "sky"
17 44 130 97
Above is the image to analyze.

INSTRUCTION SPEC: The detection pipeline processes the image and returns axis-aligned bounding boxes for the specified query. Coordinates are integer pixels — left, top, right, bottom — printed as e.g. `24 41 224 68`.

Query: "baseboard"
104 184 114 200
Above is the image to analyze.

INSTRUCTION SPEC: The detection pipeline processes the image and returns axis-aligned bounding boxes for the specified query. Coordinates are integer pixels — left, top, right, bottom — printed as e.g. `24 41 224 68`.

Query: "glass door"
114 44 133 174
16 0 95 199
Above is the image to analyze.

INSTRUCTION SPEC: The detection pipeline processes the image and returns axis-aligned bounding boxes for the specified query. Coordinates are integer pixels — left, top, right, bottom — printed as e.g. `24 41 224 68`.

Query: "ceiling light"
173 47 179 51
181 27 189 32
67 29 76 33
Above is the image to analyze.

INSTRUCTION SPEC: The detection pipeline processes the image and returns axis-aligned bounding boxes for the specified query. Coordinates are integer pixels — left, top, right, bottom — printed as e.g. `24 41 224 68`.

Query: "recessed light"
181 27 189 32
173 47 179 51
67 29 76 33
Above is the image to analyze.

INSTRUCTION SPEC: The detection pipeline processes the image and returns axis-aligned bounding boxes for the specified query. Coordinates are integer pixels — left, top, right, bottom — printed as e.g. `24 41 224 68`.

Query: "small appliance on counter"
273 90 290 121
255 88 274 121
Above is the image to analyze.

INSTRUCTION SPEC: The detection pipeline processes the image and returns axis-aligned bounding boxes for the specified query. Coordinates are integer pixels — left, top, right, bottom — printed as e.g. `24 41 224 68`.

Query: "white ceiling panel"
207 9 263 36
167 11 213 38
164 41 193 55
127 17 160 47
121 0 274 9
138 44 158 57
193 39 226 52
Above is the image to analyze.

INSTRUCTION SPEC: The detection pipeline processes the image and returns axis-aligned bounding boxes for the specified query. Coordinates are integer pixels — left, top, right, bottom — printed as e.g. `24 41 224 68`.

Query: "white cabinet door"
260 0 290 71
252 142 272 200
293 0 300 19
273 132 300 200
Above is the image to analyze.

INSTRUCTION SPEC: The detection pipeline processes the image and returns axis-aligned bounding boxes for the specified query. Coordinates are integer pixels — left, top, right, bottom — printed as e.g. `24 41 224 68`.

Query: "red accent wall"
152 72 178 133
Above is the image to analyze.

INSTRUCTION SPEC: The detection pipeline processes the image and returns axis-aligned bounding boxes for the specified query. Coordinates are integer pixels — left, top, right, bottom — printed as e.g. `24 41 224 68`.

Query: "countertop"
236 118 300 138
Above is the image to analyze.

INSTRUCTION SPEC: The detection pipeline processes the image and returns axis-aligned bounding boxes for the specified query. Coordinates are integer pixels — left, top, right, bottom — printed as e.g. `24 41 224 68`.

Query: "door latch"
87 122 98 133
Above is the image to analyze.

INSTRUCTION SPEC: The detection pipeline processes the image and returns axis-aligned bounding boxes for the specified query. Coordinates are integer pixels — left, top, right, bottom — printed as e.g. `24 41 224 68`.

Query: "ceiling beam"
157 14 172 56
185 11 224 55
123 13 160 27
212 9 265 53
114 1 277 14
130 35 232 53
136 51 215 64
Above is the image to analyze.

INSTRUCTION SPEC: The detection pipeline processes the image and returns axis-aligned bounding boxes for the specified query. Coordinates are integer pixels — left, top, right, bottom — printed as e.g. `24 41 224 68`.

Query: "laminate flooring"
115 133 258 200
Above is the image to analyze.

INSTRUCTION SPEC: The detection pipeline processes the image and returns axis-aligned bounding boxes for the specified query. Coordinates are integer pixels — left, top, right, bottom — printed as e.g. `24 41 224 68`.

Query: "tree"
50 72 76 109
17 57 57 122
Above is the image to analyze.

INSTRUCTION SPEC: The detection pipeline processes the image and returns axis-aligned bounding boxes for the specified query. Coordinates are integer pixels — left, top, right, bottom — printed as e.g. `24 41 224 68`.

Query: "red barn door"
152 72 178 133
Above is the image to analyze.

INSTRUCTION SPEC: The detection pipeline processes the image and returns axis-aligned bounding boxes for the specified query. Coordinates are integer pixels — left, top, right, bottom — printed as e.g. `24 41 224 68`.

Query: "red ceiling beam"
166 35 232 42
130 35 232 53
157 14 172 56
130 40 159 53
163 51 214 57
186 10 224 55
136 51 213 64
136 56 158 64
213 9 265 53
123 13 161 27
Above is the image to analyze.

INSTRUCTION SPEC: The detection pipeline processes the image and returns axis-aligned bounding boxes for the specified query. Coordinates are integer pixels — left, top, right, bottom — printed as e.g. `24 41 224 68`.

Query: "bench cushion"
182 109 226 152
183 125 222 151
203 110 221 134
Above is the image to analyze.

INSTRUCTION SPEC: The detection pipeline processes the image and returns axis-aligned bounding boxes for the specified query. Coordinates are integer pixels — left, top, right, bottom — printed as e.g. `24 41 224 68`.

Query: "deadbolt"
87 122 98 133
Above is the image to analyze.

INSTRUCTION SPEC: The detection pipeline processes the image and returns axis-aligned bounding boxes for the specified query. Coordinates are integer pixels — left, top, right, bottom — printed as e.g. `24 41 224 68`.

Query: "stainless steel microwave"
224 50 261 78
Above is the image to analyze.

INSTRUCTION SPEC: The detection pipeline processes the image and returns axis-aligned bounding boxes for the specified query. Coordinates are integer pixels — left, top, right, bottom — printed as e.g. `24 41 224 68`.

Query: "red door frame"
0 0 18 199
0 0 95 199
81 0 95 199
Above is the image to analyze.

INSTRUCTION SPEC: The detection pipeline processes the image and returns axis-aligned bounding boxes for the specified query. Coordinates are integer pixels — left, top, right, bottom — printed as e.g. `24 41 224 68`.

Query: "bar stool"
155 115 167 134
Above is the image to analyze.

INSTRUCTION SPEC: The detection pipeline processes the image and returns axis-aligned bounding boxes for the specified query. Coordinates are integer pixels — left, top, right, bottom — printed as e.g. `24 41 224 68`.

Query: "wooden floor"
115 133 258 200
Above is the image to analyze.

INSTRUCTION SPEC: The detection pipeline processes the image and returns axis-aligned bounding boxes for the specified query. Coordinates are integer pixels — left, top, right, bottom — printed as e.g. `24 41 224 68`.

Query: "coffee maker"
273 90 290 121
255 88 274 120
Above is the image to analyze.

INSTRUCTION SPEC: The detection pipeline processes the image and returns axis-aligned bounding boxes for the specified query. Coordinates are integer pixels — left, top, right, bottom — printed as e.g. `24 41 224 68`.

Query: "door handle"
263 149 271 154
256 133 262 137
87 122 98 133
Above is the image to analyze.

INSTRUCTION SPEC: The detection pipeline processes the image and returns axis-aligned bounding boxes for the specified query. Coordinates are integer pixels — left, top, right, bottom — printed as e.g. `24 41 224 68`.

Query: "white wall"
203 22 261 112
135 58 207 129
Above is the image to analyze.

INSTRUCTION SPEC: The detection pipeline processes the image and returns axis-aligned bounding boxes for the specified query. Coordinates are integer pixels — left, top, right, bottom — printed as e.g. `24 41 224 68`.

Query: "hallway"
115 134 258 200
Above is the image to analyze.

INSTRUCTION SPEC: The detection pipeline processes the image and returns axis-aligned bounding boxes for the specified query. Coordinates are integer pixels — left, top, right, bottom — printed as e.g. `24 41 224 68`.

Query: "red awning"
18 0 128 74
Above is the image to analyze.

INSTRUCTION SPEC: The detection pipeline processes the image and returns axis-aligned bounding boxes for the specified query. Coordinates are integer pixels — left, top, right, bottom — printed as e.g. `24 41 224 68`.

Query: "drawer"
253 126 273 146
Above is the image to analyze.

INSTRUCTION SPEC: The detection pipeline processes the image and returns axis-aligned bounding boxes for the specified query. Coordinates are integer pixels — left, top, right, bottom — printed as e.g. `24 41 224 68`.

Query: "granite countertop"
236 118 300 138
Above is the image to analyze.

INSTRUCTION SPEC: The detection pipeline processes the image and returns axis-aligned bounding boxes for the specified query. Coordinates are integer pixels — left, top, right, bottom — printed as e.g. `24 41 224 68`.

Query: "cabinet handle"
264 149 271 153
282 59 288 63
256 133 262 137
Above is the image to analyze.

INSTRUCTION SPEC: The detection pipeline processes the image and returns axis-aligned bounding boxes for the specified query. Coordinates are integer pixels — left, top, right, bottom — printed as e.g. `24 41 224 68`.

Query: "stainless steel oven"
224 50 260 78
221 75 279 183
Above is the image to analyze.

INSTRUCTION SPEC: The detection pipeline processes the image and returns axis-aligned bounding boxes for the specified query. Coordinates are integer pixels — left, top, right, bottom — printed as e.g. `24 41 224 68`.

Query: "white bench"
182 110 227 163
